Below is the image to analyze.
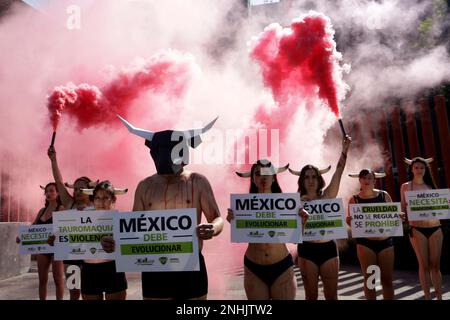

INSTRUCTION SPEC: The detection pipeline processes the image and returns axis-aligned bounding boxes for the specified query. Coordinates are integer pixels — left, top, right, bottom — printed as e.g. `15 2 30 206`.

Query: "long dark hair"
34 182 62 224
43 182 63 208
407 158 437 189
298 165 326 196
249 160 282 194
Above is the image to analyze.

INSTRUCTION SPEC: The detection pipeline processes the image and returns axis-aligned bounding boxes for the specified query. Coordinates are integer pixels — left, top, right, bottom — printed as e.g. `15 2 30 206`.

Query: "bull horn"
276 164 289 174
81 188 94 195
289 168 301 176
117 115 154 141
404 158 413 165
39 185 45 190
319 165 331 175
113 188 128 195
88 180 99 188
183 116 218 139
374 172 386 178
236 171 251 178
348 172 386 178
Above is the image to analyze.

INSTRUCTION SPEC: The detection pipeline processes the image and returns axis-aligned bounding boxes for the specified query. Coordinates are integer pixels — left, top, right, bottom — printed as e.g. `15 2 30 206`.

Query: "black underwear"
409 226 441 239
244 254 294 287
297 241 338 267
356 238 394 254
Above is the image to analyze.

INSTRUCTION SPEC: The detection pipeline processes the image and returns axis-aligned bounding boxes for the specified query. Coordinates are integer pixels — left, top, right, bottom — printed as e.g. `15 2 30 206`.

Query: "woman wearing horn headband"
47 146 94 300
347 169 397 300
289 136 351 300
400 157 443 300
78 180 128 300
16 183 65 300
227 160 309 300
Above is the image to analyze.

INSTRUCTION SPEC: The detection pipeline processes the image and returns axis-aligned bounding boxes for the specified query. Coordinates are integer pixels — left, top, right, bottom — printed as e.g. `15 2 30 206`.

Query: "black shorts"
141 253 208 299
81 261 127 295
64 260 83 266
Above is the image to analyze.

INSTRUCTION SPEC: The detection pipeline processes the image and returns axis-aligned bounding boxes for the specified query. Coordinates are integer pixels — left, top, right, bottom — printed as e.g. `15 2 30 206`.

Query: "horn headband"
236 160 289 178
116 114 218 142
65 180 99 189
348 172 386 179
81 181 128 196
404 157 433 165
288 165 331 176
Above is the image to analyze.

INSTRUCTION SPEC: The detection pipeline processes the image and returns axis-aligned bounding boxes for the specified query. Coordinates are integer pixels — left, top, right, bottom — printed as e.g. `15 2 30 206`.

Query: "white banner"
406 189 450 221
350 203 403 238
230 193 302 243
19 225 53 255
53 210 115 260
113 209 199 272
302 199 348 241
249 0 280 6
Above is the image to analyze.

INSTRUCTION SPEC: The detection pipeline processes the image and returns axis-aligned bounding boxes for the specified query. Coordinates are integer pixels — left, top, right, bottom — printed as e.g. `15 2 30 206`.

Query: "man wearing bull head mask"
102 115 223 300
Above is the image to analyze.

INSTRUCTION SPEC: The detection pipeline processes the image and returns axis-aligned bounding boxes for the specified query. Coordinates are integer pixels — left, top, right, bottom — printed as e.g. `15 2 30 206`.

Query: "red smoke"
47 52 195 131
250 12 346 118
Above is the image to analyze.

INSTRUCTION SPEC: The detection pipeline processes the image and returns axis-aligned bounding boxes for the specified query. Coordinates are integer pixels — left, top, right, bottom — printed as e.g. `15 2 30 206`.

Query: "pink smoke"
47 52 194 131
250 12 348 118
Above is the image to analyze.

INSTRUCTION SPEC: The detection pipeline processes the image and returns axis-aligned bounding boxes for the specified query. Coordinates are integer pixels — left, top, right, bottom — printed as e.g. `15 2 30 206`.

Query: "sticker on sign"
249 0 281 6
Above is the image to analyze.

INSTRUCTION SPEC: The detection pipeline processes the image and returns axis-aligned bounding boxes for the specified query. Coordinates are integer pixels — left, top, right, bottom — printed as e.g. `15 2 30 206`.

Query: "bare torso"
133 170 221 251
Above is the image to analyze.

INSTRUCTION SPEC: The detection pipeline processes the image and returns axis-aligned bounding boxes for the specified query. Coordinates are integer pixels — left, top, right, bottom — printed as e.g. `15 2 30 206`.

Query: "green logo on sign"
320 230 325 236
268 231 275 237
90 248 96 254
159 257 168 265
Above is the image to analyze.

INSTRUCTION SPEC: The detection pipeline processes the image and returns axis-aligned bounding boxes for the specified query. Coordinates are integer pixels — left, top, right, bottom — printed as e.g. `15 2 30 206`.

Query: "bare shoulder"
189 171 211 183
378 189 391 198
400 181 410 190
137 175 158 188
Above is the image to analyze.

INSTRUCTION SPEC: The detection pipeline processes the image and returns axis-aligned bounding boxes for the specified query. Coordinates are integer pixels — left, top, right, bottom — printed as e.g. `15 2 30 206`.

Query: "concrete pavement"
1 261 449 300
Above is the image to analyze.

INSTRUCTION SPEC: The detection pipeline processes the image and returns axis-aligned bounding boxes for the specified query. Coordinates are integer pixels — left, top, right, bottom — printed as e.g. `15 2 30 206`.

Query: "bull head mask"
117 115 217 174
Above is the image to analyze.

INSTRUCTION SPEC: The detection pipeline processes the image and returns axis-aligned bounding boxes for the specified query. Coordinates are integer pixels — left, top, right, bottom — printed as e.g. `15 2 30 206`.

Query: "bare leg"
270 266 296 300
36 254 52 300
51 259 65 300
298 258 319 300
409 229 431 299
377 247 394 300
356 245 378 300
244 266 270 300
320 257 339 300
428 229 443 300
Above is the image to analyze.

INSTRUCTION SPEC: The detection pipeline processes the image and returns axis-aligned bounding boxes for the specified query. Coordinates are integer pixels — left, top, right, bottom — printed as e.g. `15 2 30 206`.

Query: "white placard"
53 210 115 260
350 203 403 238
230 193 302 243
406 189 450 221
113 209 199 272
302 199 348 241
19 225 53 255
